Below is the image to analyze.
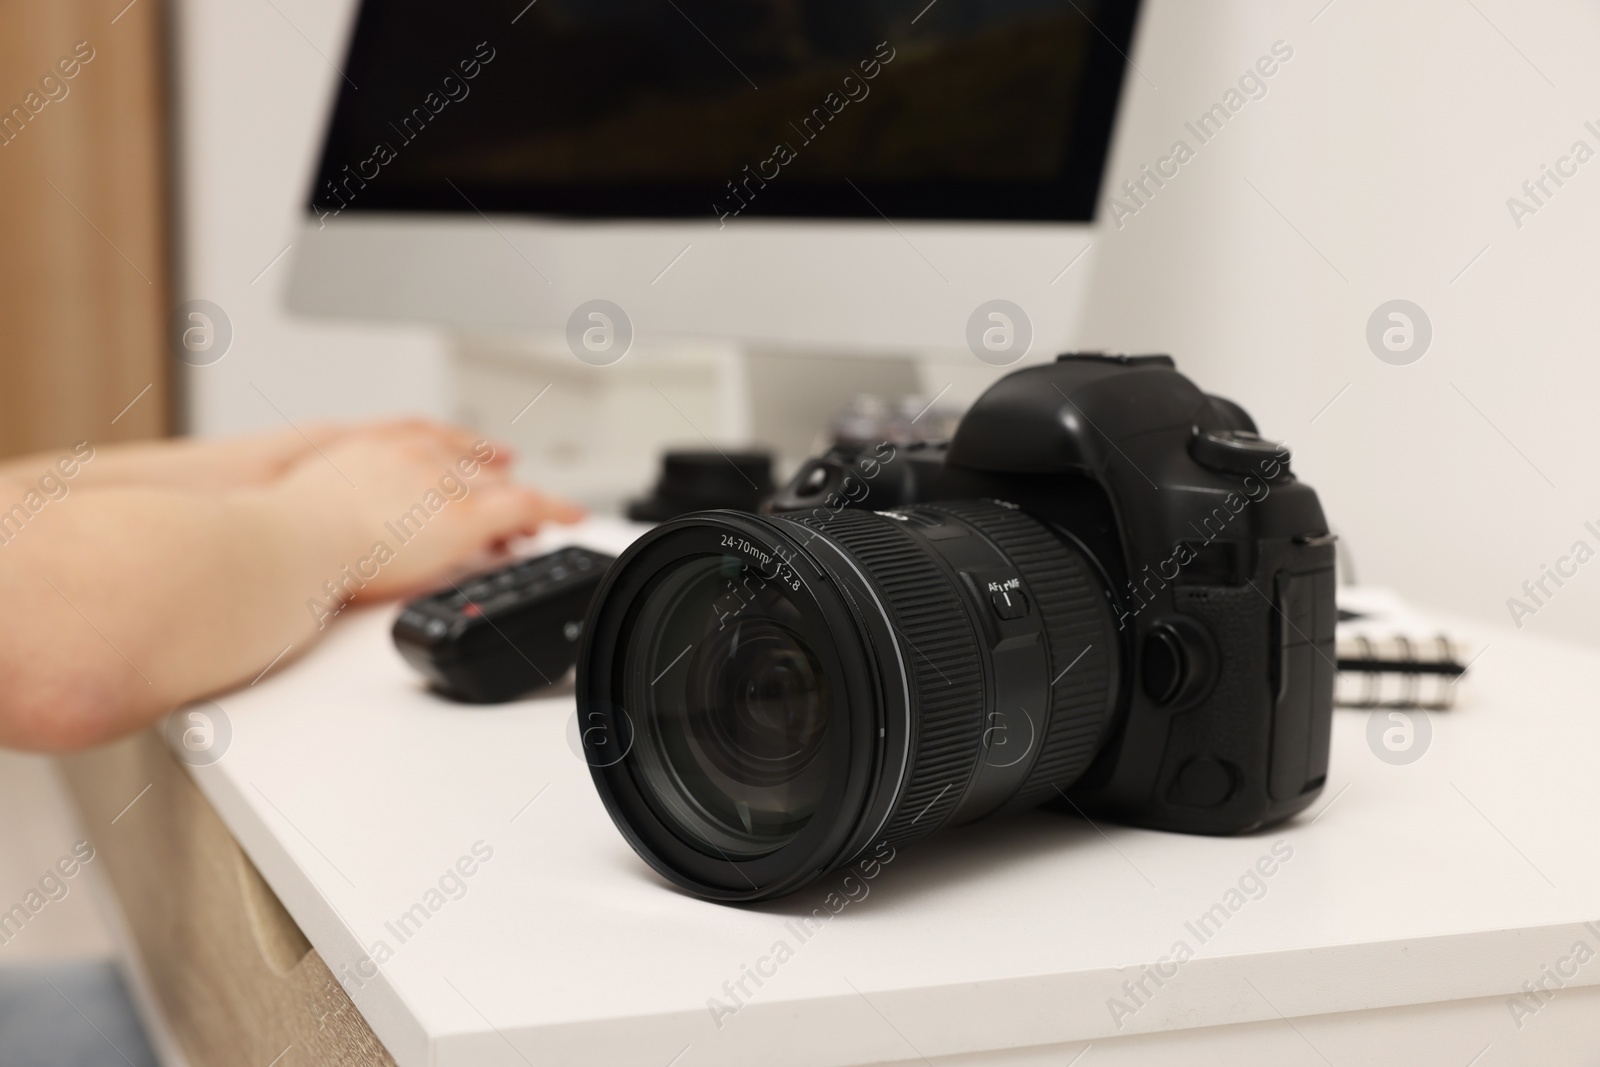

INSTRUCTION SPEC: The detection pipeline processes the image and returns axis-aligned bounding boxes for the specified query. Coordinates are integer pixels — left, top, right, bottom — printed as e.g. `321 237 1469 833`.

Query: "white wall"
1077 0 1600 649
173 0 1600 648
171 0 451 435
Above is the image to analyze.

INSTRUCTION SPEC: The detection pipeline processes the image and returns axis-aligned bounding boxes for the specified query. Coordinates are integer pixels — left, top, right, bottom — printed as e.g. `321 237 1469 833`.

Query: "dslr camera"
578 355 1336 901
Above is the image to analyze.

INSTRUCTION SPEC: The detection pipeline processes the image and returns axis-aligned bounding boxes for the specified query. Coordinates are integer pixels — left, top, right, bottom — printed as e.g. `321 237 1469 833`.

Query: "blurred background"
5 0 1599 1048
9 0 1596 649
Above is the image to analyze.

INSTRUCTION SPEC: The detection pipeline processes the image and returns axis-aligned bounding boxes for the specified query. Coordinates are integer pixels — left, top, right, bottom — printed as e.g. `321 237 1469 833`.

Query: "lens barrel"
577 500 1121 901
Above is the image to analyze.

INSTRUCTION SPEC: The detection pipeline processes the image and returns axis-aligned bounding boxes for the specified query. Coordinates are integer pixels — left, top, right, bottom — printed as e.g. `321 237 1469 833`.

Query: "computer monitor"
285 0 1141 354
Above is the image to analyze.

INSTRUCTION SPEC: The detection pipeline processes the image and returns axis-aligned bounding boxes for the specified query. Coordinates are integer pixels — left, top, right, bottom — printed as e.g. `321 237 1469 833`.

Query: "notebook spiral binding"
1335 632 1466 711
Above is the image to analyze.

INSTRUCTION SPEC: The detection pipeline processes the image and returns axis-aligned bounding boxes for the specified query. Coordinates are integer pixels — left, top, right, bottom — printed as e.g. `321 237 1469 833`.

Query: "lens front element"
625 555 834 859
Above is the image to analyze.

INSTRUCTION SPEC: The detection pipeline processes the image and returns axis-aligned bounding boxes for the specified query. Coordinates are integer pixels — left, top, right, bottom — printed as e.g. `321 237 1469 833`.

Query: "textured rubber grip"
779 508 986 844
921 501 1120 811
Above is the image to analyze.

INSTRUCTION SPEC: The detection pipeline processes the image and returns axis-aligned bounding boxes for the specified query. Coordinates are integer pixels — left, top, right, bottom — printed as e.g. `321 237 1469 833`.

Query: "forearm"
0 424 578 752
0 426 332 494
0 484 352 750
0 441 100 495
0 439 230 493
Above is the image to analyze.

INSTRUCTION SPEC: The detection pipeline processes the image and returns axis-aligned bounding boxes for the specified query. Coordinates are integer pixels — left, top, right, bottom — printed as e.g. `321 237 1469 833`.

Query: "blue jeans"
0 960 160 1067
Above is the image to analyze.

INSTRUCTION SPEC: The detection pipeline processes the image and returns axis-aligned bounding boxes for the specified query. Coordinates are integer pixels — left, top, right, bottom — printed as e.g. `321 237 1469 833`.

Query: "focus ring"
779 509 986 845
925 500 1120 810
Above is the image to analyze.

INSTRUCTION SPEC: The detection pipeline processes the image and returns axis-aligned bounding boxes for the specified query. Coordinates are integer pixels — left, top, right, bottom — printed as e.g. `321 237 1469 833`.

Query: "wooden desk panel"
61 731 392 1067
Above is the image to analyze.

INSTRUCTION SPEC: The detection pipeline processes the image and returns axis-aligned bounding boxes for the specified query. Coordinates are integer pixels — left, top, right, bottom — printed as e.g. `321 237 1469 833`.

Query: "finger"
466 484 585 543
476 439 515 467
358 420 513 467
527 489 585 525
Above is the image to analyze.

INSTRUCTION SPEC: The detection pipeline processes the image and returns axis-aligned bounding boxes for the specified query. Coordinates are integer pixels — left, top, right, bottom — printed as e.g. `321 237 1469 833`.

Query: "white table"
178 518 1600 1066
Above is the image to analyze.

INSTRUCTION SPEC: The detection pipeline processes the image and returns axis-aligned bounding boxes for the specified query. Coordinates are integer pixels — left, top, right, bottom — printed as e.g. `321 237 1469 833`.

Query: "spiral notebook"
1334 587 1470 711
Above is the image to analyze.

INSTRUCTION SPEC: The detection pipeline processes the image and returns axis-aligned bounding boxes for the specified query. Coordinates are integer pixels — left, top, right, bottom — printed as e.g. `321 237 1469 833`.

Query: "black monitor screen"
310 0 1140 223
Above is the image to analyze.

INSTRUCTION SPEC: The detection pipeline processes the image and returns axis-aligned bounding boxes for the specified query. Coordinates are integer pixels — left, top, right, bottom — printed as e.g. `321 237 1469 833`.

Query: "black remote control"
392 546 615 703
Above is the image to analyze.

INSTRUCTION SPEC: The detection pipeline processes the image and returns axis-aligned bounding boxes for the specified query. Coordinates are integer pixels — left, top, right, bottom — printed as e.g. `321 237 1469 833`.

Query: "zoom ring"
924 501 1120 811
782 509 986 845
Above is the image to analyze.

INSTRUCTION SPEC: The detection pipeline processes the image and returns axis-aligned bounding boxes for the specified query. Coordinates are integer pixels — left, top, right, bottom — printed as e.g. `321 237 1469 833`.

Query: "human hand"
48 424 344 492
38 418 501 494
256 422 583 602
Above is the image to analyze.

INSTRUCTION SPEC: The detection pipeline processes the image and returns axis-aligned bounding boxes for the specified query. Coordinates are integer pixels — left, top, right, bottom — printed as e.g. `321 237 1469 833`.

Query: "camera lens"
578 501 1121 901
623 556 834 858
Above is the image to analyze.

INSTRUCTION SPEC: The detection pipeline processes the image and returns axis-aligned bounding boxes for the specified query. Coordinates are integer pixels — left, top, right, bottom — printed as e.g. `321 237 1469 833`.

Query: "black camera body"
578 354 1335 901
771 354 1336 835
